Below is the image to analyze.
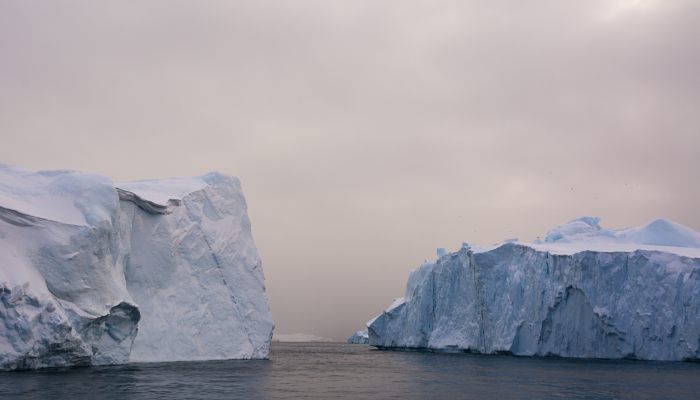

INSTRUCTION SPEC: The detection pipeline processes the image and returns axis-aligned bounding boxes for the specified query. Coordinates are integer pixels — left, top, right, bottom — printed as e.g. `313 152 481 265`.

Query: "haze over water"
2 0 699 341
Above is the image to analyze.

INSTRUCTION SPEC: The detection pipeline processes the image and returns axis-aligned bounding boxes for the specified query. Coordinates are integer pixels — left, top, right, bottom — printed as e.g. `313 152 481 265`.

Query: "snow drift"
368 217 700 361
0 165 273 370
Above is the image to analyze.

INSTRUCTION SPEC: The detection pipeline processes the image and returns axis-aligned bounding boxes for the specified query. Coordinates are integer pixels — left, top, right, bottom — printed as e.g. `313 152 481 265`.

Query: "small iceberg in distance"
273 333 334 343
347 329 369 344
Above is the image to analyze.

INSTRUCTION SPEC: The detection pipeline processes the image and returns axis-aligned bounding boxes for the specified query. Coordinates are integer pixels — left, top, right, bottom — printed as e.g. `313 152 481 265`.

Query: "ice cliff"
0 165 273 370
368 217 700 361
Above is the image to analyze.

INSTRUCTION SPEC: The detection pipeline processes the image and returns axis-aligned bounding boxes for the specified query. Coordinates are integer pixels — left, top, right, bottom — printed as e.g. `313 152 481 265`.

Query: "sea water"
1 342 699 399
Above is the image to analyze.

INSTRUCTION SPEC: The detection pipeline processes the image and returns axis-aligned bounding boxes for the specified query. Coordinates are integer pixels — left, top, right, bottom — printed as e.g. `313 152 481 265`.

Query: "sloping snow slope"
0 165 273 370
544 216 700 248
368 217 700 361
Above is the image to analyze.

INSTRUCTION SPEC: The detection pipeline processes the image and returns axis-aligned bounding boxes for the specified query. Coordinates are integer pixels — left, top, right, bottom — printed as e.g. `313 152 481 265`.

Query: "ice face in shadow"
0 165 273 370
347 329 369 344
368 218 700 361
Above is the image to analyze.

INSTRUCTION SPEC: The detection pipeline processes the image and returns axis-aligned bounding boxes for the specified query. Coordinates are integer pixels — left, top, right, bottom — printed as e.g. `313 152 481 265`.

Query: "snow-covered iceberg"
368 217 700 361
0 165 273 370
347 329 369 344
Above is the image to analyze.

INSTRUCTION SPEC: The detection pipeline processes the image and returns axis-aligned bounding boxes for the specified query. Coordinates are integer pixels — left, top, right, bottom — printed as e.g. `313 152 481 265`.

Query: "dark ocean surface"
1 342 699 399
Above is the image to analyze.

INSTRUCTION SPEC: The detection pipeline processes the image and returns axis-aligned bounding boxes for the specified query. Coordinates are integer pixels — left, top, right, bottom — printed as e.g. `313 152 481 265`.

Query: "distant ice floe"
273 333 334 343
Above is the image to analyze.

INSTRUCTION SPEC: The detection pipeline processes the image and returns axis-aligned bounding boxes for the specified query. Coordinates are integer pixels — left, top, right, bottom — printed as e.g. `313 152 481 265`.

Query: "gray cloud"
1 0 699 339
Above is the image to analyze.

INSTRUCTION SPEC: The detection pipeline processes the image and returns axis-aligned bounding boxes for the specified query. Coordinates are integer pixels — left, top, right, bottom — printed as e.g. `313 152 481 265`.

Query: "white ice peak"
544 216 700 248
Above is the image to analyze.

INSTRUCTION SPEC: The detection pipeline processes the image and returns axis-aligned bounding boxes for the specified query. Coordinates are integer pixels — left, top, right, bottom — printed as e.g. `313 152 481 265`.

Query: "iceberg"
368 217 700 361
0 165 273 370
347 329 369 344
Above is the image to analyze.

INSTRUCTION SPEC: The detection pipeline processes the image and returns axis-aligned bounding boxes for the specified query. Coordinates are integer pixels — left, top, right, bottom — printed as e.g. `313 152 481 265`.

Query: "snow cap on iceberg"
116 172 238 206
619 218 700 248
545 216 609 243
541 216 700 251
0 164 117 227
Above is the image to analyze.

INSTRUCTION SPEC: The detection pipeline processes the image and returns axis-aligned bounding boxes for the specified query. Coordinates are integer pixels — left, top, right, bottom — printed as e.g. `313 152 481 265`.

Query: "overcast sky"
1 0 699 340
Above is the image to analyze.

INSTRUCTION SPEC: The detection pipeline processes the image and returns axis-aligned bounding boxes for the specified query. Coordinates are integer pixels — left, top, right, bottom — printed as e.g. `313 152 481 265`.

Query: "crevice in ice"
468 251 489 352
81 302 140 365
0 205 82 228
184 196 256 354
537 286 622 358
116 188 179 215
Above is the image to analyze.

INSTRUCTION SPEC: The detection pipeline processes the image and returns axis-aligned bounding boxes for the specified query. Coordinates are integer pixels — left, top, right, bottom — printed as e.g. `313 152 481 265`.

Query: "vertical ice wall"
118 173 273 361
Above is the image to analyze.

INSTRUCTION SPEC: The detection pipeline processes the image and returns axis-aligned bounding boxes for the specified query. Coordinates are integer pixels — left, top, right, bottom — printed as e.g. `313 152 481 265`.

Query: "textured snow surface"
116 176 209 206
368 217 700 361
0 165 273 370
532 217 700 258
347 329 369 344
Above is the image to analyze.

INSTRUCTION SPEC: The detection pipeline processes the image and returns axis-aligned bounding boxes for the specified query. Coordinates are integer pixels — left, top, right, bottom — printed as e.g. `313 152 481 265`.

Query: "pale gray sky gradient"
1 0 699 340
